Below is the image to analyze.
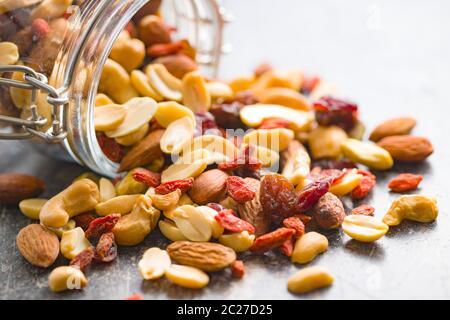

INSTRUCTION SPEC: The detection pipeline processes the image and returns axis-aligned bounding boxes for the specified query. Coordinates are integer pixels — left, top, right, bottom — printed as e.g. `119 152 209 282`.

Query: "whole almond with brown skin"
377 135 433 162
138 15 171 47
0 173 45 205
189 169 228 205
236 178 271 236
369 117 416 142
154 54 198 79
119 129 164 172
167 241 236 272
16 224 59 268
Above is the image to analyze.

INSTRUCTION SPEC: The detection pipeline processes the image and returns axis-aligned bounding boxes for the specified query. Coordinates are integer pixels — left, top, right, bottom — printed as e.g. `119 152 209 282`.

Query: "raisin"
155 177 194 195
258 118 291 129
215 209 255 234
250 228 296 254
96 132 125 163
85 214 121 239
351 169 376 200
314 96 358 131
388 173 423 193
297 179 331 211
69 246 95 271
312 159 357 170
209 102 247 129
283 216 305 237
260 174 299 223
132 168 161 187
72 212 96 231
352 204 375 216
230 260 245 279
279 239 295 257
95 232 118 263
226 176 257 204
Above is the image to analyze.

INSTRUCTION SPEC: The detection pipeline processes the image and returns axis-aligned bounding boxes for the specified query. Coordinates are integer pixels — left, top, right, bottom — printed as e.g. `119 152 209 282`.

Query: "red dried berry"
72 212 96 231
96 132 125 163
155 178 194 195
125 294 144 300
388 173 423 193
351 169 376 200
282 216 306 237
85 214 121 239
297 179 331 211
293 213 313 225
301 75 321 95
225 176 257 204
258 118 291 130
69 246 95 271
215 209 255 234
260 174 299 223
210 102 247 129
314 96 358 131
95 232 117 263
132 168 161 187
218 145 262 173
352 204 375 216
194 112 221 137
146 40 185 57
312 159 357 170
308 169 346 185
279 239 295 257
230 260 245 279
250 228 296 254
31 18 50 39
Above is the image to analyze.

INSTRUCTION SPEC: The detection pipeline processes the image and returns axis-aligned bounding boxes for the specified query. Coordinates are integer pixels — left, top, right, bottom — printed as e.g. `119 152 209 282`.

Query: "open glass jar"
0 0 228 177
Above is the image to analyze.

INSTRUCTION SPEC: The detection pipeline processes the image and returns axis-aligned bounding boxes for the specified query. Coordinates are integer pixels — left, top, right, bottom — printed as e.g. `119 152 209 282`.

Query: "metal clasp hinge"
0 65 68 143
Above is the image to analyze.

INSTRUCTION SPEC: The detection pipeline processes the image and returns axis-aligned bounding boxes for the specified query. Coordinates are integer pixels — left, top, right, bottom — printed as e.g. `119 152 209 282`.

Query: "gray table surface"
1 0 450 300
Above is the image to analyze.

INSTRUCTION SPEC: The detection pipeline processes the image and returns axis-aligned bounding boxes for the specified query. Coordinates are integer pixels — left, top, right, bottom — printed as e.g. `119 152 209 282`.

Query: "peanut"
30 0 72 20
158 219 188 242
95 93 114 107
115 169 147 195
110 38 146 72
341 138 393 170
161 149 210 183
160 116 195 154
99 59 138 104
115 123 149 146
154 54 198 79
10 70 31 109
95 194 139 216
112 195 160 246
154 101 195 128
383 195 438 226
165 264 209 289
180 135 238 165
328 169 363 196
308 126 348 159
93 104 127 131
0 42 19 65
287 266 334 294
145 63 182 101
243 128 294 152
138 247 171 280
182 72 211 112
99 178 116 202
19 198 48 220
196 206 224 239
130 70 163 101
229 75 255 93
0 0 42 14
60 227 92 259
44 219 76 238
342 215 389 242
219 231 255 253
252 145 280 168
171 205 212 242
291 232 328 264
40 179 99 228
256 87 310 111
48 266 88 293
206 81 233 100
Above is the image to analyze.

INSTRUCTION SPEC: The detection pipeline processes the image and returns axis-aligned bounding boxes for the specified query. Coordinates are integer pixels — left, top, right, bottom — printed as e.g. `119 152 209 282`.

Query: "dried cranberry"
297 180 331 211
314 96 358 131
312 159 357 170
210 102 247 129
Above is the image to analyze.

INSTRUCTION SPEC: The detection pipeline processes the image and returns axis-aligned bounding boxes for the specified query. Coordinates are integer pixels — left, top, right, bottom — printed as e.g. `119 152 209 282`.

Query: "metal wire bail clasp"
0 65 68 143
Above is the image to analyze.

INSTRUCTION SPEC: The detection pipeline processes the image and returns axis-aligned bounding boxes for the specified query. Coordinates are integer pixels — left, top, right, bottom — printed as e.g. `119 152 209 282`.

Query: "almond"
119 129 165 172
236 178 270 236
154 54 198 79
377 135 433 162
0 173 45 205
16 224 59 268
188 169 228 205
369 117 416 142
167 241 236 272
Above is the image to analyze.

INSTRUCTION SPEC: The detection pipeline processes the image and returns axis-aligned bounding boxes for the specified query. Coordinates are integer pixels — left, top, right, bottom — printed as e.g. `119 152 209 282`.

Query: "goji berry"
297 179 331 211
96 132 125 163
250 228 296 254
132 168 161 187
260 174 299 223
85 214 121 239
282 216 305 237
146 40 185 57
293 213 312 225
351 169 376 200
95 232 117 263
279 239 295 257
314 95 359 131
352 204 375 216
31 18 50 39
69 246 95 271
125 294 144 300
258 118 291 130
230 260 245 279
388 173 423 193
218 145 262 172
155 177 194 195
225 176 256 204
301 75 321 95
72 212 96 231
215 209 255 234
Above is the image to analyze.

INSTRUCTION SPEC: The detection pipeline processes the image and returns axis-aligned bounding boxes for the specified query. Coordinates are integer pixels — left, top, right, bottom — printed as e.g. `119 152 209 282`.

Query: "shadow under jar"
0 0 227 177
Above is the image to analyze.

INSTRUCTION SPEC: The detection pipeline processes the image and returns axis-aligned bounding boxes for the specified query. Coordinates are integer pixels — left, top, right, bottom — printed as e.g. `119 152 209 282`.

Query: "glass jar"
0 0 228 177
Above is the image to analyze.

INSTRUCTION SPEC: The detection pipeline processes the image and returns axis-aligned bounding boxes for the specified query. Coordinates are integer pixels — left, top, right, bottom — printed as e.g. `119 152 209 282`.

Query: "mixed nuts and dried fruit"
0 1 439 296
